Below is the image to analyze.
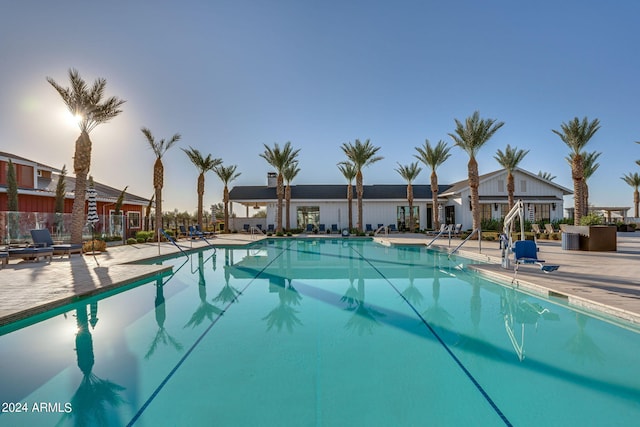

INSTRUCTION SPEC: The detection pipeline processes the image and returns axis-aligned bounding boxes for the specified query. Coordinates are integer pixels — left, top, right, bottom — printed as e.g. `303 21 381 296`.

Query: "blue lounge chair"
243 224 250 233
267 224 275 233
178 225 189 239
512 240 559 283
30 229 83 258
7 246 53 263
388 224 398 233
365 224 373 232
305 223 314 233
195 224 214 237
319 224 326 233
331 224 338 233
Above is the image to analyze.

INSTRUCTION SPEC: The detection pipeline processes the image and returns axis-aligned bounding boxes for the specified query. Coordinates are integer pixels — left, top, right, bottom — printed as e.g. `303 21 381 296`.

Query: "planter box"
563 225 617 251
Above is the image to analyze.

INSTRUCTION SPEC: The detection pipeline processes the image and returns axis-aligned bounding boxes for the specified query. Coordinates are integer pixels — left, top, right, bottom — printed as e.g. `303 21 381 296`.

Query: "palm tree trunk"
197 173 204 227
469 157 480 234
276 174 284 233
507 172 515 209
431 171 439 230
583 181 589 217
407 183 414 231
572 155 584 225
285 185 291 230
356 172 363 232
223 186 230 233
70 131 92 244
154 158 164 241
347 183 353 230
634 189 639 218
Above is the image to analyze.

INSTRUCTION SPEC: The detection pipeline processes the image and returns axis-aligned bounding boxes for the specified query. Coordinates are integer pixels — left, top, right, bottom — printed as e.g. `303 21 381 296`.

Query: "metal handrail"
449 228 482 256
158 229 190 258
426 225 452 247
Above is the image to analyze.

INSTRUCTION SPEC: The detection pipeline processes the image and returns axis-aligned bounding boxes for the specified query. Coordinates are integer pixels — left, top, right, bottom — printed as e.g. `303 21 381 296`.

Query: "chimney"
267 172 277 188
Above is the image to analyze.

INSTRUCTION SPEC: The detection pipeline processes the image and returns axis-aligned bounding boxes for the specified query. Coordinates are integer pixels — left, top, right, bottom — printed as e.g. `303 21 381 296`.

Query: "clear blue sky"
2 1 639 213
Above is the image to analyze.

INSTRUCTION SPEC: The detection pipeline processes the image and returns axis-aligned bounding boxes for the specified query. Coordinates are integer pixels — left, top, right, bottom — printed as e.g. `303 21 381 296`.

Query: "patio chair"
544 224 556 234
178 225 189 239
195 224 214 237
319 224 326 233
451 224 462 236
365 224 373 233
426 224 448 236
188 225 205 239
7 246 53 263
0 251 8 269
243 224 250 233
512 240 559 283
388 224 398 233
30 229 83 258
305 223 314 233
331 224 338 233
531 224 542 235
267 224 275 233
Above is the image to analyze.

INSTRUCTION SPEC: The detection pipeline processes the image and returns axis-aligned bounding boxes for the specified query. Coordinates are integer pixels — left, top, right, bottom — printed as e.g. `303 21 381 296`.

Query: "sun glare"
63 110 83 128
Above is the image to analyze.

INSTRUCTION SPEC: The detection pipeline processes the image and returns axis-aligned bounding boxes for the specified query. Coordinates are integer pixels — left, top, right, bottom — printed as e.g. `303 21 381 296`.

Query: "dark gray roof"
229 184 451 201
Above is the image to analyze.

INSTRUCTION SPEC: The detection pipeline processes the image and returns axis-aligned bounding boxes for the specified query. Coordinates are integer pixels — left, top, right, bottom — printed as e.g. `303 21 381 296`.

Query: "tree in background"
537 171 556 181
337 161 357 230
283 161 300 230
340 139 383 233
182 147 222 228
621 172 640 218
54 165 67 235
141 127 181 241
213 164 241 233
47 69 125 243
449 111 504 232
6 159 18 240
395 162 422 231
494 144 529 210
260 142 300 233
415 139 451 230
552 116 600 225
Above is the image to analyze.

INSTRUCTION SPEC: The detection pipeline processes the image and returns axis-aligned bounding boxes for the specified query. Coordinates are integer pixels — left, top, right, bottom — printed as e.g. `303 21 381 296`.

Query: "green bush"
580 213 603 226
550 232 560 240
135 231 154 242
126 238 137 245
136 237 146 243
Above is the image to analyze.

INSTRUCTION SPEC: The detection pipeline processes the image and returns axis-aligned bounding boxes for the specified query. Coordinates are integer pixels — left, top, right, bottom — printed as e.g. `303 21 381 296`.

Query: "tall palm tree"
213 164 241 234
395 162 422 231
415 139 451 230
337 161 357 230
621 172 640 218
449 111 504 232
340 139 383 232
538 171 556 181
565 151 601 216
494 144 530 210
47 69 125 243
552 117 601 225
259 142 300 233
141 127 181 241
182 147 222 228
283 162 300 231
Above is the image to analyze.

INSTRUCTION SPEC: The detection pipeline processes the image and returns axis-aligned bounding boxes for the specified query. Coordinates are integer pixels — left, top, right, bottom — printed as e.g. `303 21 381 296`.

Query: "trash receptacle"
562 233 579 250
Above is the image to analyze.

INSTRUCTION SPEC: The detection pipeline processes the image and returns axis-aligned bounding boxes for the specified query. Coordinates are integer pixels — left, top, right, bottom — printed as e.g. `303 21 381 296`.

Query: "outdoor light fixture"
552 202 556 210
494 203 499 210
253 203 260 210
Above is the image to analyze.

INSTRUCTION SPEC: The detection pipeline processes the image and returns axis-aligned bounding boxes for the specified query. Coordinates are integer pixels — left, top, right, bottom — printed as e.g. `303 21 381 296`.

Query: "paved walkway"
2 232 640 327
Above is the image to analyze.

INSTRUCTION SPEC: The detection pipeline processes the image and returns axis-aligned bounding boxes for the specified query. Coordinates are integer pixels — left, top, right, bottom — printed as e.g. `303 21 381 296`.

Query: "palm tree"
337 161 357 230
47 69 125 244
494 144 530 209
449 111 504 232
552 117 601 225
340 139 383 232
565 151 601 216
141 127 181 241
259 142 300 233
538 171 556 181
283 162 300 231
213 164 241 233
415 139 451 230
182 147 222 228
395 162 422 231
621 172 640 218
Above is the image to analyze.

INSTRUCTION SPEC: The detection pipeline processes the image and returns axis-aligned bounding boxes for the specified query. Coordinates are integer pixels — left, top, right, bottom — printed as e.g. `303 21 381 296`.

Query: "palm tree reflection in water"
263 277 303 333
344 278 385 335
60 304 125 426
146 277 183 359
185 252 224 329
565 313 605 365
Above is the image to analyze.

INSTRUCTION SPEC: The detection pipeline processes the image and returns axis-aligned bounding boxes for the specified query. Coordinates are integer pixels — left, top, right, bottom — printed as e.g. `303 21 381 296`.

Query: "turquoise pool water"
1 238 639 426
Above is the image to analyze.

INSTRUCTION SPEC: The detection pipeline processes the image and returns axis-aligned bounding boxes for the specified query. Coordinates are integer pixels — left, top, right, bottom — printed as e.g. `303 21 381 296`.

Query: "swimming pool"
1 238 639 426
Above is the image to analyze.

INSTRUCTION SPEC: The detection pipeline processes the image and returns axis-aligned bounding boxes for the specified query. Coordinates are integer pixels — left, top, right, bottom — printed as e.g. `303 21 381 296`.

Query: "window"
530 204 551 222
296 206 320 229
128 211 141 229
480 204 493 221
520 180 527 193
498 179 505 193
397 206 420 230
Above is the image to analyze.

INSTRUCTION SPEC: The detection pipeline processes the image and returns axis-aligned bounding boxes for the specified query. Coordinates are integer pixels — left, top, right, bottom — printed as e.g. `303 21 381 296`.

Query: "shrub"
127 238 137 245
580 213 603 226
83 239 107 252
276 231 284 237
538 233 549 240
135 231 154 242
136 237 146 243
550 232 560 240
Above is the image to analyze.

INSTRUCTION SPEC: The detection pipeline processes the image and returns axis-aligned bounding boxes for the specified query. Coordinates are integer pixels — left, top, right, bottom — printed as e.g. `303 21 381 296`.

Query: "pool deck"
1 232 640 327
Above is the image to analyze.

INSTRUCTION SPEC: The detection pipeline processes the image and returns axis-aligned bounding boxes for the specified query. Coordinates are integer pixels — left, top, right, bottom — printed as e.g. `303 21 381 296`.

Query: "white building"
228 168 572 232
